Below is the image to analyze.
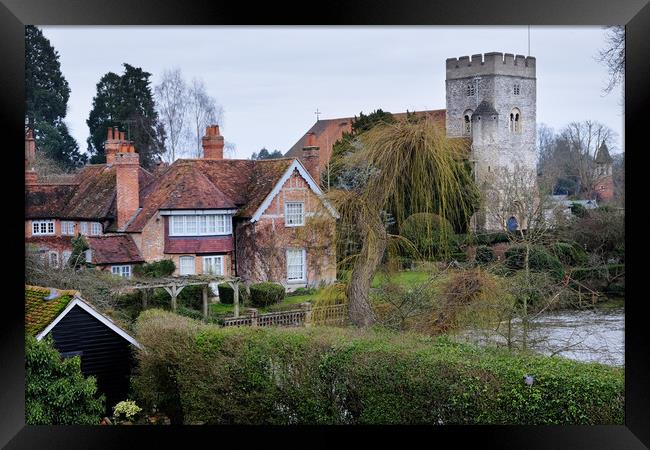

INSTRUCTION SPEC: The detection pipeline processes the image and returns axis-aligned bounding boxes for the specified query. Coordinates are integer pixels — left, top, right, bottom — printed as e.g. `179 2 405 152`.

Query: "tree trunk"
346 214 387 327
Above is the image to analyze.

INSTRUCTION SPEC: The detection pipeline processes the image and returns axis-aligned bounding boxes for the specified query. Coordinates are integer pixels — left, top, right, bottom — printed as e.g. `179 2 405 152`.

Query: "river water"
455 307 624 367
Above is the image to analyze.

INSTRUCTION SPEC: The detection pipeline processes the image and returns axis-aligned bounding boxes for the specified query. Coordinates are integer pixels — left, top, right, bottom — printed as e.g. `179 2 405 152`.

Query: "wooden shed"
25 285 140 414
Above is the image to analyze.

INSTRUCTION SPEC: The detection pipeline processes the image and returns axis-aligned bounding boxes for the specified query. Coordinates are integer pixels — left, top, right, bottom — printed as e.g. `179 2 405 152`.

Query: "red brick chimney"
106 127 140 230
202 125 224 160
25 128 38 185
302 132 320 182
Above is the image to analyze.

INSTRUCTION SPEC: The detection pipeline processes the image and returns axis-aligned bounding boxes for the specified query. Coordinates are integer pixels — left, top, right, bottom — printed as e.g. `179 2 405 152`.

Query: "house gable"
250 159 338 223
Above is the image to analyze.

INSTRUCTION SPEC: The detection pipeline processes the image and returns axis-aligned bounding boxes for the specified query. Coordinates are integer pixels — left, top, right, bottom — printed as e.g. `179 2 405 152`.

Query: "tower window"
513 83 521 95
466 84 475 96
509 108 522 133
462 109 473 135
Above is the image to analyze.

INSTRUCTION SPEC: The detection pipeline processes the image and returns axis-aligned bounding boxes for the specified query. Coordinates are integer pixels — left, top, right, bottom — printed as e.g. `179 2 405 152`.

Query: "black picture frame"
2 0 647 447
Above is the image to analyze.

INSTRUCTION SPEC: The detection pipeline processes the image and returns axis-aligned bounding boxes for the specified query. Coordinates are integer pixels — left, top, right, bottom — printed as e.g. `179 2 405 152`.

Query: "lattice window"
287 249 306 282
32 220 55 235
285 202 305 227
466 84 475 96
514 83 521 95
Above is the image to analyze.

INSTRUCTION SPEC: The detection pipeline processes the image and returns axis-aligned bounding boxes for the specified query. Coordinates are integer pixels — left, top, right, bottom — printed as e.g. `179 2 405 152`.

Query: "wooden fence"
222 302 348 328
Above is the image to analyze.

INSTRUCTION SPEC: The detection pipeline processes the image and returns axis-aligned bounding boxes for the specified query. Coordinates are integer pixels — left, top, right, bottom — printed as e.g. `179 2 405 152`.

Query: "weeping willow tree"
327 119 479 326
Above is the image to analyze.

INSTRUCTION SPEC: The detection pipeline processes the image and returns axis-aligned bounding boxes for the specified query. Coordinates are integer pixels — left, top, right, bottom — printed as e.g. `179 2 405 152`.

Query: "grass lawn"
371 270 430 288
208 270 430 317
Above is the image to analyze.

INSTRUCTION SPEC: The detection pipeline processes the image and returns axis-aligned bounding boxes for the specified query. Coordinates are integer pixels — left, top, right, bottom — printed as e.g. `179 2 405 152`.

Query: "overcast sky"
41 26 624 159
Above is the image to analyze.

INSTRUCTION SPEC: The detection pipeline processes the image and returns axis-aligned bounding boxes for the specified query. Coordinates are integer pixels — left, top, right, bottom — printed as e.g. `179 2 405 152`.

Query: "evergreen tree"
251 147 284 160
25 25 69 127
25 25 87 169
86 64 165 168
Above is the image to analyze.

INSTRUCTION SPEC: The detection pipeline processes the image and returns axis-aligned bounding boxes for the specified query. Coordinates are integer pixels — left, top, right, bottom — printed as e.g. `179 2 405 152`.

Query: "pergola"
125 274 244 319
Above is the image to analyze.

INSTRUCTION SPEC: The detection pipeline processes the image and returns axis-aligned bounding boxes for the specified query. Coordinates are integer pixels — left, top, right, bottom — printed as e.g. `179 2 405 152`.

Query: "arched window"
509 108 521 133
466 84 475 96
507 216 519 232
462 109 473 135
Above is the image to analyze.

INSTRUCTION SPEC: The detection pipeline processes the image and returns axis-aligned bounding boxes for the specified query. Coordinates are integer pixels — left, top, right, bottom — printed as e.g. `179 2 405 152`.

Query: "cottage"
25 125 339 289
25 284 140 412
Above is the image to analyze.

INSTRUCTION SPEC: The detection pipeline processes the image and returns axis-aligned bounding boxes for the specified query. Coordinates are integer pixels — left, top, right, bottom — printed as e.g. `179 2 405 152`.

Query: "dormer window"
32 220 55 236
466 84 475 96
513 83 521 95
285 202 305 227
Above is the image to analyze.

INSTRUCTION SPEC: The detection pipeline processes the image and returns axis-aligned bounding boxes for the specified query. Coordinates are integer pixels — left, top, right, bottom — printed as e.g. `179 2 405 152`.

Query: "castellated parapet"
445 52 538 231
446 52 536 79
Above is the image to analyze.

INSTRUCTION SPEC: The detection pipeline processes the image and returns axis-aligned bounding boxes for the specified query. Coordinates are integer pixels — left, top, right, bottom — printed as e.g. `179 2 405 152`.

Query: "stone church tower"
445 52 537 231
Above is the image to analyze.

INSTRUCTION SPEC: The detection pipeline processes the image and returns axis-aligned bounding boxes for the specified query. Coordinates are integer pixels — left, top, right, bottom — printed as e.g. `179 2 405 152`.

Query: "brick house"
25 126 338 289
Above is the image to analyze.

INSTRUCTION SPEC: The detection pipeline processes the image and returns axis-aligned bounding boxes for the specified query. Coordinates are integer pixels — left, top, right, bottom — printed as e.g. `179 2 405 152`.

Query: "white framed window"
179 256 195 275
111 265 132 278
285 202 305 227
61 221 75 235
61 250 72 266
48 251 59 268
169 214 232 236
80 222 89 235
90 222 102 236
286 248 306 282
84 249 92 263
32 220 55 236
203 255 224 276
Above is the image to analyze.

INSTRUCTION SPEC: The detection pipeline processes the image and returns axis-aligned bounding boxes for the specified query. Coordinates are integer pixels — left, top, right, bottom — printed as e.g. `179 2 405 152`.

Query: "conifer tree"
87 64 165 168
25 25 87 169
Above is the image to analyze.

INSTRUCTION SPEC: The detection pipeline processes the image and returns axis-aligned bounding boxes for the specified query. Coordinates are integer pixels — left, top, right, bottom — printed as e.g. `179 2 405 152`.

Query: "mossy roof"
25 284 78 337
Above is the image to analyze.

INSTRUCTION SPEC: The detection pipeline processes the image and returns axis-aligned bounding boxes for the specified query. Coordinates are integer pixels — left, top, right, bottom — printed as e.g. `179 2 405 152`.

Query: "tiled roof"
125 158 294 231
285 109 446 159
25 285 77 337
86 235 144 265
165 235 234 254
25 164 156 222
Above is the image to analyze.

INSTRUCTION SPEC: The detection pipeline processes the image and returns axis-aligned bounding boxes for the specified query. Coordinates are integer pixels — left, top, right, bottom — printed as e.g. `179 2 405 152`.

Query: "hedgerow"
132 310 624 425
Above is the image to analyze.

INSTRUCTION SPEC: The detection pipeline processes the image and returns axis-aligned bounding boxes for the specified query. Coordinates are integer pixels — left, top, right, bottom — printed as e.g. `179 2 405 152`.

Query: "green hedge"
217 283 250 305
249 282 285 307
133 310 624 425
505 245 564 280
475 245 496 264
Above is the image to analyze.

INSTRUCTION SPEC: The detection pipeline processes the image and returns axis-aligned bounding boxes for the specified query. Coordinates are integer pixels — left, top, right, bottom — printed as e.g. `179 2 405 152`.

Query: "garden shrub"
505 245 564 280
288 287 316 297
26 336 105 424
132 310 624 425
552 242 588 266
177 285 215 310
217 283 250 305
475 245 496 264
249 282 285 307
133 259 175 278
570 202 588 218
